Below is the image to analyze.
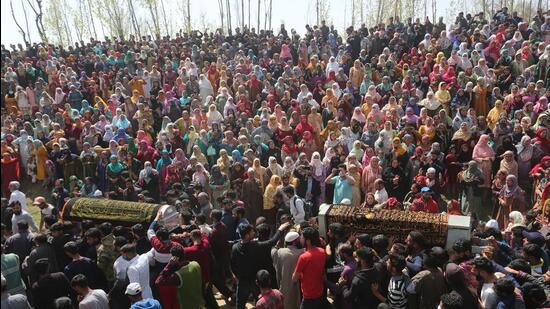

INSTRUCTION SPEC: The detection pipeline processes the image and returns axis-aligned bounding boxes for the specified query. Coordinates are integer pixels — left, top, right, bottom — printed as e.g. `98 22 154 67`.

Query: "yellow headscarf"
487 100 505 129
263 175 282 210
392 137 407 156
435 82 451 105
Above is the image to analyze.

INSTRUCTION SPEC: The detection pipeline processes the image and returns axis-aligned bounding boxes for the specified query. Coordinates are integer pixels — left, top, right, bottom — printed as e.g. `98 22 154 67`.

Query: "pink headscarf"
280 44 293 61
472 134 495 159
323 147 336 167
534 96 548 114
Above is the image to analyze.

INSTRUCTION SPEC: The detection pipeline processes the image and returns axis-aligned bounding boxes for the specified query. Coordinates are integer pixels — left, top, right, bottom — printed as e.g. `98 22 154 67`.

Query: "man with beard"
411 188 439 213
271 231 304 309
405 231 427 277
406 248 447 309
9 201 37 234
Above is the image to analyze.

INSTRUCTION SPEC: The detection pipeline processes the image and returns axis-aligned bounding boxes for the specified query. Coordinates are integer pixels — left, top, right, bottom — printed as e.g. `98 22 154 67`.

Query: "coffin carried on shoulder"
61 198 179 228
317 204 471 249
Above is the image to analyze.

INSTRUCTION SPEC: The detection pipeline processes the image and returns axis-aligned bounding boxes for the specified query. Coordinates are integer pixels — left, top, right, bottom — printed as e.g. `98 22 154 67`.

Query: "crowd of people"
1 5 550 309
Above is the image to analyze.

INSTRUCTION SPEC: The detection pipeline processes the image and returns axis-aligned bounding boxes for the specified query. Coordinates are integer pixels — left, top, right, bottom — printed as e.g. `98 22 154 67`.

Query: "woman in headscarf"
451 122 473 146
499 150 518 178
199 74 214 105
216 149 231 176
192 163 210 190
367 104 386 127
106 155 126 193
206 104 224 126
435 82 451 113
383 158 406 200
209 165 229 209
487 100 506 130
156 150 172 195
472 134 495 190
516 135 533 189
361 156 383 194
533 127 550 154
473 78 490 116
252 157 267 190
275 116 294 145
182 126 199 157
459 160 485 219
263 175 282 225
319 120 340 143
33 140 49 184
392 137 409 167
497 175 525 228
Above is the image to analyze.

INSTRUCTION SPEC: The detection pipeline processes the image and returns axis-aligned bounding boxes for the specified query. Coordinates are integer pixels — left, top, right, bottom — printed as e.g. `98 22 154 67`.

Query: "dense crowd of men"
1 5 550 309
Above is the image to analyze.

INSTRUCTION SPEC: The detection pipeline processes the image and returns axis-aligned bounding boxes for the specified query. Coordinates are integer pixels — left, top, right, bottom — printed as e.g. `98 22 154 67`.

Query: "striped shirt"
387 274 410 309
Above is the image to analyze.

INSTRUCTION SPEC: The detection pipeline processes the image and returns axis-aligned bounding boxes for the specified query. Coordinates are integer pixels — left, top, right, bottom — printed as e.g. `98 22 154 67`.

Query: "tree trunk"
218 0 224 33
257 0 261 31
241 0 245 28
268 0 272 30
226 0 232 34
128 0 141 37
10 0 29 44
26 0 49 42
86 0 98 39
159 0 169 36
316 0 320 25
186 0 191 33
431 0 436 25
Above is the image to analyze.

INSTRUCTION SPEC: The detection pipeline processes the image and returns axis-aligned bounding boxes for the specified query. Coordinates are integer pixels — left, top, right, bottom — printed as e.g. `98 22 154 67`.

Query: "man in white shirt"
70 274 109 309
32 196 56 231
283 186 305 224
111 244 139 309
10 202 37 234
473 256 500 309
8 182 27 212
127 250 153 299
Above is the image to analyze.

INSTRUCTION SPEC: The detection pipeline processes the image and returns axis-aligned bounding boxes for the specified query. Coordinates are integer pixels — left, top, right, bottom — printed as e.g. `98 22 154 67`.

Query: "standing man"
271 231 304 309
231 222 290 309
8 182 27 212
325 164 355 204
155 245 204 309
292 227 327 309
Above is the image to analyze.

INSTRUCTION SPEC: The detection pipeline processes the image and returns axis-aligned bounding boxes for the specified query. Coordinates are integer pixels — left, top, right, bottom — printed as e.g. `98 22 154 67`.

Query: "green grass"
19 177 52 226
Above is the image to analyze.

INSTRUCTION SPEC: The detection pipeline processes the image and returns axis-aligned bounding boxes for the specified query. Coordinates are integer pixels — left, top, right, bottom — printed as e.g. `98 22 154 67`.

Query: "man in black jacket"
30 258 71 309
231 221 290 309
342 247 381 308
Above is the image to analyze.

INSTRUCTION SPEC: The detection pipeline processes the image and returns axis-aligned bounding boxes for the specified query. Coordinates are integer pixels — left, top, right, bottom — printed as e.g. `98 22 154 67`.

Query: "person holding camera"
325 164 356 205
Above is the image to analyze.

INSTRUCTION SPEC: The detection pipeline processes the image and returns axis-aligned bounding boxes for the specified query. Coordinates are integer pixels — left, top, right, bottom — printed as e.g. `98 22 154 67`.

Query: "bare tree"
86 0 98 39
242 0 245 28
187 0 191 34
159 0 169 36
431 0 437 24
268 0 273 30
218 0 225 33
127 0 141 37
26 0 48 42
10 0 29 45
316 0 320 25
143 0 161 37
226 0 232 34
257 0 261 31
45 0 65 45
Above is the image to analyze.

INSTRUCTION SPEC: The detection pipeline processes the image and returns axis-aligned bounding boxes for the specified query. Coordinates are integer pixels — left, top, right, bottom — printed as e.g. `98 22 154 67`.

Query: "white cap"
485 219 499 230
341 198 351 205
284 231 300 243
94 190 103 197
125 282 142 296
